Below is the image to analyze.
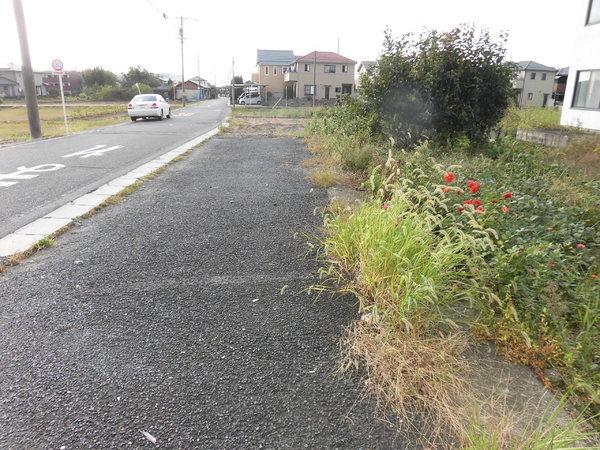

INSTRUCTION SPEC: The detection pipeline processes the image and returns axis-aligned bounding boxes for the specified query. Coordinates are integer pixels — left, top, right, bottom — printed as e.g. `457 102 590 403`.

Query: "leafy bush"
81 67 118 87
500 106 563 134
360 26 514 148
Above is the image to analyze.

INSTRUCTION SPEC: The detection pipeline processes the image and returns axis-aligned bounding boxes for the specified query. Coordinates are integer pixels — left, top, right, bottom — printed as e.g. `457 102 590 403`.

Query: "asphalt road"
0 98 229 238
0 133 404 447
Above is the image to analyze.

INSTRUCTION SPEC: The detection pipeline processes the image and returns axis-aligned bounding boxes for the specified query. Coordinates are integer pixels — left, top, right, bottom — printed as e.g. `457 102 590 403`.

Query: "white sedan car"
127 94 171 121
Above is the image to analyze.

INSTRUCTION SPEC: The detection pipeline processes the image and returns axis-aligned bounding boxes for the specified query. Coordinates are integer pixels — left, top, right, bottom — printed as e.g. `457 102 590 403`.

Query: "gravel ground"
0 134 406 448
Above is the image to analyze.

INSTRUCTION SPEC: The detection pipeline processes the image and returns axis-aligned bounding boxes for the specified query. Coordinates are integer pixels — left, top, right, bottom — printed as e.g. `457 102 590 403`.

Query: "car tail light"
150 102 158 109
127 103 133 109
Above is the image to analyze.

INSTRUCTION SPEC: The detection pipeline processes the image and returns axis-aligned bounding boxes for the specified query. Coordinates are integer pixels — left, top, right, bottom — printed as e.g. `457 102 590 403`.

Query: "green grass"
33 236 56 250
232 106 318 118
500 106 564 134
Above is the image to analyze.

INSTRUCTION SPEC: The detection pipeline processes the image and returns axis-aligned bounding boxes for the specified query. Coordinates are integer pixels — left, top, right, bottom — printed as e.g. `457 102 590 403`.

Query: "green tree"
361 26 514 148
81 67 118 87
121 66 162 88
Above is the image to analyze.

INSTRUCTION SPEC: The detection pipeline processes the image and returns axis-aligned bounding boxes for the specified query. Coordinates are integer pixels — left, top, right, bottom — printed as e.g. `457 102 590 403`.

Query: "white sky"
0 0 584 85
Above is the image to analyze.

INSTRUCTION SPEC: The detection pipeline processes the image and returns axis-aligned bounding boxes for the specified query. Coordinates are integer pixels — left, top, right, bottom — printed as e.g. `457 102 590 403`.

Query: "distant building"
512 61 557 107
356 60 376 89
174 77 212 100
561 0 600 130
0 65 48 97
284 51 356 101
252 49 296 99
43 70 83 96
553 67 569 105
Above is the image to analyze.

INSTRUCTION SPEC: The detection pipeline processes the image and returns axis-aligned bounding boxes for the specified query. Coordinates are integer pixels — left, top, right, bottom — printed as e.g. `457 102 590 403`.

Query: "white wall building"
560 0 600 130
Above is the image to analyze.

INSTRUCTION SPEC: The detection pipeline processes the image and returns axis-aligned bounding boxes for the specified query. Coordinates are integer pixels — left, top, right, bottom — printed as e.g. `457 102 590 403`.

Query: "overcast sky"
0 0 586 85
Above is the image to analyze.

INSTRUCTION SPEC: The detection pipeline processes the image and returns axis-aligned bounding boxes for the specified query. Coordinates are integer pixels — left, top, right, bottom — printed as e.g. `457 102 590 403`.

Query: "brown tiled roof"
295 51 356 64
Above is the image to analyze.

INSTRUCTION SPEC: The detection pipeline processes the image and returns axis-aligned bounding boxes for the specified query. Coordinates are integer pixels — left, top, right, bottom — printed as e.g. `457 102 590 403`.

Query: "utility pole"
337 37 340 54
179 16 185 107
197 55 200 100
312 50 317 108
12 0 41 138
231 58 235 109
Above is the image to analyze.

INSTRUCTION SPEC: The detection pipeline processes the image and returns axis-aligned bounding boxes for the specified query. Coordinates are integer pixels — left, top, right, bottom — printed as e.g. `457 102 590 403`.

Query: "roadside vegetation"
307 25 599 446
232 106 319 118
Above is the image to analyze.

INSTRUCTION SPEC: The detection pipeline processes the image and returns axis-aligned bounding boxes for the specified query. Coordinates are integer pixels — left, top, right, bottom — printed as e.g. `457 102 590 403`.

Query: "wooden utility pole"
12 0 41 138
179 16 186 107
230 58 235 109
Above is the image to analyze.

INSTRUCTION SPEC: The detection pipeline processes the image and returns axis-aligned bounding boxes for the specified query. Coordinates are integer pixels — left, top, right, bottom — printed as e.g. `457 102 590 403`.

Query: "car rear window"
135 95 156 102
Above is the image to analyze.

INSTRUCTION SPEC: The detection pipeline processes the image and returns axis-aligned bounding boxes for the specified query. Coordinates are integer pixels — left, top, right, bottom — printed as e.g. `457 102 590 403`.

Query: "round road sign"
51 59 64 71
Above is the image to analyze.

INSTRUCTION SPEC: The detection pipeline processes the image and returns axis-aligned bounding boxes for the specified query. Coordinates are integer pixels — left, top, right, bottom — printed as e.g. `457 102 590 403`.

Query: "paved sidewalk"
0 134 404 447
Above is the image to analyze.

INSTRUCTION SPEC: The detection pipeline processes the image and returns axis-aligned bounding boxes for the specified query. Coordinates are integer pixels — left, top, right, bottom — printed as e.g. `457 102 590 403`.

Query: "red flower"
464 199 473 205
442 186 451 193
502 192 513 199
576 243 586 250
381 203 390 210
473 198 482 207
475 205 485 214
591 273 598 279
443 172 455 183
454 188 464 194
467 180 481 194
457 206 465 213
501 205 509 214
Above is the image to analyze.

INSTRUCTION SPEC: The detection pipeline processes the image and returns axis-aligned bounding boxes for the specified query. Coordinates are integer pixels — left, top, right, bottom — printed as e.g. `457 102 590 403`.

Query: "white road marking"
0 164 65 188
62 144 123 159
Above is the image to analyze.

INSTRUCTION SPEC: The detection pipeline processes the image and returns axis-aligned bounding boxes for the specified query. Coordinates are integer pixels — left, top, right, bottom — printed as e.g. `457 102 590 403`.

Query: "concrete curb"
0 122 227 258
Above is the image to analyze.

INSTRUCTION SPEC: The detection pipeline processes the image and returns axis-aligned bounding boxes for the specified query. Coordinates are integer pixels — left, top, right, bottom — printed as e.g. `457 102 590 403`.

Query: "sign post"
52 59 68 134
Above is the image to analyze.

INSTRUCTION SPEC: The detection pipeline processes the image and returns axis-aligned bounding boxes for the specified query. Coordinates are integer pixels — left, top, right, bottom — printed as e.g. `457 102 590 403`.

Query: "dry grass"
342 321 472 445
311 169 339 188
0 104 128 143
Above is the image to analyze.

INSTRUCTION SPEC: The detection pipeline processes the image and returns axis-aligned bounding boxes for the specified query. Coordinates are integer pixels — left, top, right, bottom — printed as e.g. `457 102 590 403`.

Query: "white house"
560 0 600 130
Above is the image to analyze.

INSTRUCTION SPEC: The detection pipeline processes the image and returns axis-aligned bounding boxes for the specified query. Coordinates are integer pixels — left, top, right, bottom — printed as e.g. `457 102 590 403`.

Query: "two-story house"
251 49 296 99
0 65 48 97
561 0 600 130
284 51 356 101
513 61 557 107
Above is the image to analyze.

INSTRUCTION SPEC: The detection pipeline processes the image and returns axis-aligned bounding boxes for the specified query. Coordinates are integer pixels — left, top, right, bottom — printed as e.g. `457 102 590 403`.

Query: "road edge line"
0 120 228 260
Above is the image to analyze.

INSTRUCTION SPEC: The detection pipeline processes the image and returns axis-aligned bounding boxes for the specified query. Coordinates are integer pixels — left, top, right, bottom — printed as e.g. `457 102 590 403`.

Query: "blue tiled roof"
256 49 295 65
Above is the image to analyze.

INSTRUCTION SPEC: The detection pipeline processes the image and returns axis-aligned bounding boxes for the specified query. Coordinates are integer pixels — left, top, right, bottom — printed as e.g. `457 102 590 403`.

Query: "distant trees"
121 66 162 88
80 66 161 101
81 67 118 87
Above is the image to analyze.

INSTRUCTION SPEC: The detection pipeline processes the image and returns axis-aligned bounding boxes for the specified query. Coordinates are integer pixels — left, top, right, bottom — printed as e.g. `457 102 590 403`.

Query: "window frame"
530 72 536 80
586 0 600 25
303 84 315 95
571 69 600 110
342 65 348 73
265 66 269 75
304 63 310 72
324 64 336 73
527 93 533 101
273 66 277 75
541 73 547 81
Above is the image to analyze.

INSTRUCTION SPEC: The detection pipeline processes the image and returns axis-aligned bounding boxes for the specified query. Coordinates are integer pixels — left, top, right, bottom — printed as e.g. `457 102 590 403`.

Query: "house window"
324 64 336 73
273 66 277 75
541 73 547 80
587 0 600 25
335 87 341 93
342 65 348 73
304 63 310 72
527 93 533 100
572 69 600 109
530 72 536 80
265 66 269 75
304 84 315 95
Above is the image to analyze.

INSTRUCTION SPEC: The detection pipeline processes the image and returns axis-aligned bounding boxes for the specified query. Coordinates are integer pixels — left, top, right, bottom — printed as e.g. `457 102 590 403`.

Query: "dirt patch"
225 116 306 138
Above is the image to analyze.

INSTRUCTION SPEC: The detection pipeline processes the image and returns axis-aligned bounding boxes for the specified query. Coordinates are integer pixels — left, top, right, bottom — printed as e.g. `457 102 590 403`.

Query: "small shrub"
311 169 338 188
